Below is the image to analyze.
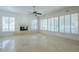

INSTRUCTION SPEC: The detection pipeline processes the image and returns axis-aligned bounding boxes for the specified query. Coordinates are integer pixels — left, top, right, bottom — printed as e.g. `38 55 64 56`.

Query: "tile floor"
0 33 79 52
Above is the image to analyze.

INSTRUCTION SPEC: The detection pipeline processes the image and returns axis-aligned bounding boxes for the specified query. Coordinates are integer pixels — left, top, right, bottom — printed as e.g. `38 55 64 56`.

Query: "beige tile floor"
0 33 79 52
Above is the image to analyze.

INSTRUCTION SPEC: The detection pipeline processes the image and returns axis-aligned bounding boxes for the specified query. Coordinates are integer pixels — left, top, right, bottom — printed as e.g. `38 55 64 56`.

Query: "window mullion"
58 16 60 32
70 14 72 33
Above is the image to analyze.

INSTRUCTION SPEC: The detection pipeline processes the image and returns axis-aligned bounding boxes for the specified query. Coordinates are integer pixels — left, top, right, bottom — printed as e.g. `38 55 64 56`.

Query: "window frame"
2 16 15 32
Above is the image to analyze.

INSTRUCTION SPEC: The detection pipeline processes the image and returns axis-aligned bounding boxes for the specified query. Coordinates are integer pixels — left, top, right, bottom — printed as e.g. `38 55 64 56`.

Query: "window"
51 18 54 31
9 17 15 31
2 16 15 32
48 17 58 32
54 17 58 32
40 13 78 34
40 20 43 30
40 20 45 30
43 19 47 30
65 15 70 33
59 16 65 32
48 18 51 31
42 20 45 30
2 17 8 32
31 19 38 31
40 19 47 31
71 13 78 34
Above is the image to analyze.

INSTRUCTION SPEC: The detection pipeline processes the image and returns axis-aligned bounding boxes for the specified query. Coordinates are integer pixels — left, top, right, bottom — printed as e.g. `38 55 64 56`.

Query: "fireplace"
20 25 28 31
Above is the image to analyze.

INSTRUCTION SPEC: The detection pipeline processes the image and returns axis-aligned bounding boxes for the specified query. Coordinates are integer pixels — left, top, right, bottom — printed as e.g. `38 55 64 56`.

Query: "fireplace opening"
20 25 28 31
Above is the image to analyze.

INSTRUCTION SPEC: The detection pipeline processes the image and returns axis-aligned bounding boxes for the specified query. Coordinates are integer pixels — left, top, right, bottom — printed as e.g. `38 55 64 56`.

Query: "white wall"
0 11 32 36
39 6 79 41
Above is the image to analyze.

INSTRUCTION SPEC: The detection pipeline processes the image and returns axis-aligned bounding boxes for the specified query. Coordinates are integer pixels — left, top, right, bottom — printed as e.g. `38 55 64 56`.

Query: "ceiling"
0 6 68 15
